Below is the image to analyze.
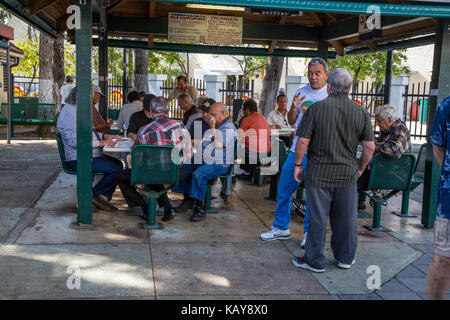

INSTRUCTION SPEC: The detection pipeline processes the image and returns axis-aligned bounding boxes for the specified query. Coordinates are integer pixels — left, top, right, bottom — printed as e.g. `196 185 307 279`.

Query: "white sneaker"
337 259 356 269
260 227 291 241
300 232 308 248
292 256 325 273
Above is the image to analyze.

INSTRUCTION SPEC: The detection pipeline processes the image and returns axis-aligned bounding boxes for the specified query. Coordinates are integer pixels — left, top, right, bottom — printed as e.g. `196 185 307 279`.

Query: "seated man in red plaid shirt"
114 96 192 221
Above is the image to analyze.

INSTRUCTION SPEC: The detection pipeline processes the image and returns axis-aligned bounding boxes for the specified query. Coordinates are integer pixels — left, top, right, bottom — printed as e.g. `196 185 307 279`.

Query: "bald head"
210 102 228 125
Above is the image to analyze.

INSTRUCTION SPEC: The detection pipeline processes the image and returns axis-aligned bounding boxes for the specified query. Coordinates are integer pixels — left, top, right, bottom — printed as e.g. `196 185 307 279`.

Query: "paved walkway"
0 140 448 300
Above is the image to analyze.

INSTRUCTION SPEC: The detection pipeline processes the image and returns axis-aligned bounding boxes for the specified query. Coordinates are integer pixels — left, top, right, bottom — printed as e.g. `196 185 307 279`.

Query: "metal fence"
220 79 255 106
402 82 430 142
108 77 133 109
13 76 39 97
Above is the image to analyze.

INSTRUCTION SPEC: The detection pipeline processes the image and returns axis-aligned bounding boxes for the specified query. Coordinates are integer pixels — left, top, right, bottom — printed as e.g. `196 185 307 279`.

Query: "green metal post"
422 19 450 228
76 0 93 225
365 201 390 232
205 186 212 211
98 29 109 120
140 198 163 229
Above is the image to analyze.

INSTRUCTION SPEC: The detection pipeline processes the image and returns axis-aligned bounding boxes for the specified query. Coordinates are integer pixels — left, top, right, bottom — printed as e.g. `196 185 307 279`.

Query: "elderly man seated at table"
357 105 411 209
185 96 209 131
177 93 197 126
57 87 123 212
174 102 237 222
113 96 192 221
116 90 143 134
237 98 271 180
127 94 156 140
92 85 113 134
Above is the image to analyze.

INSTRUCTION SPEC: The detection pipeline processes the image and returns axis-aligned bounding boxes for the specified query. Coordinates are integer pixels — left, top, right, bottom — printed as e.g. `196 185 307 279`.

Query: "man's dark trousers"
113 169 169 209
304 183 358 270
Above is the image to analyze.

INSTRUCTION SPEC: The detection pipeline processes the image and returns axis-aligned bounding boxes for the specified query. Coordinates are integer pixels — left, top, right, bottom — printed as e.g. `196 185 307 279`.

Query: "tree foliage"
0 7 9 24
327 50 410 84
231 55 266 81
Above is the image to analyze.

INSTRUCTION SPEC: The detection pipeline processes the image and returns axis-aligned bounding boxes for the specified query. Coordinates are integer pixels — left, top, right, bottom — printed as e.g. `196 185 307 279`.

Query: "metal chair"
130 144 181 229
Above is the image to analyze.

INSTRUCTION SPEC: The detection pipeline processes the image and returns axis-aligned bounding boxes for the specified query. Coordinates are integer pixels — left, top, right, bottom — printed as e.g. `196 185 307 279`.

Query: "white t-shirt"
290 84 329 152
60 83 75 105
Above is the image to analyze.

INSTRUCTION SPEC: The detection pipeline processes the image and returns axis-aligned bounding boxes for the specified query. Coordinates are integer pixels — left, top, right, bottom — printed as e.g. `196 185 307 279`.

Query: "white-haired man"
292 68 375 273
357 105 411 209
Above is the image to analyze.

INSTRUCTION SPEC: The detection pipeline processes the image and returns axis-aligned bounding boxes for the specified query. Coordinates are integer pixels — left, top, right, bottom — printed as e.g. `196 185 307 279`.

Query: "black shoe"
292 198 306 218
191 206 206 222
162 208 176 221
175 197 194 213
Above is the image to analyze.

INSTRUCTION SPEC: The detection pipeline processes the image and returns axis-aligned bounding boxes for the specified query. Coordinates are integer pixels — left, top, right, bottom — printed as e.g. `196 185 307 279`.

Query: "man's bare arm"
358 140 375 176
127 132 137 140
295 137 310 165
433 145 445 167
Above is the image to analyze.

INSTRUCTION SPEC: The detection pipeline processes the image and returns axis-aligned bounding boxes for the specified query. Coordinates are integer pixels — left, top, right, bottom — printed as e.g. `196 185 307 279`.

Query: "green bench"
0 103 56 137
56 132 105 178
131 144 181 229
362 153 416 231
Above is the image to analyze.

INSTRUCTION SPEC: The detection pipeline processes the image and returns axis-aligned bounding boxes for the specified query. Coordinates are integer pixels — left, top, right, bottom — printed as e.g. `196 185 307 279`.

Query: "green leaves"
328 50 410 85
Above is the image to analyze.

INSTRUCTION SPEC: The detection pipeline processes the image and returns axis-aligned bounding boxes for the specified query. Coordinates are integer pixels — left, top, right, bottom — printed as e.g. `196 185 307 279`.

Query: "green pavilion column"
76 0 93 224
422 19 450 228
98 0 109 120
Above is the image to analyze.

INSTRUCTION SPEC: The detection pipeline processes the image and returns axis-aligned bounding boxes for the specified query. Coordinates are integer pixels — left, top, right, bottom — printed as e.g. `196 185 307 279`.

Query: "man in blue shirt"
427 95 450 300
174 102 237 222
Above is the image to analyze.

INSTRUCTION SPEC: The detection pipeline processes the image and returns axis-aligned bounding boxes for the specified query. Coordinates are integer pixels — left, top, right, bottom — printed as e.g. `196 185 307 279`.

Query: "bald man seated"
173 102 237 222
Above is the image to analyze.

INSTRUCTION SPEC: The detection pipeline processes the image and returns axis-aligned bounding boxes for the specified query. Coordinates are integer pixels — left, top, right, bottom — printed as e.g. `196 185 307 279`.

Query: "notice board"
168 12 243 45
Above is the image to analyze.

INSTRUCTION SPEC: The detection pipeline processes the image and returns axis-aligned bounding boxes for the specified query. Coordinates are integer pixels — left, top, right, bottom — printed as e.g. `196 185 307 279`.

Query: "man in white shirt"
116 90 144 134
260 57 329 245
57 75 75 113
57 87 123 212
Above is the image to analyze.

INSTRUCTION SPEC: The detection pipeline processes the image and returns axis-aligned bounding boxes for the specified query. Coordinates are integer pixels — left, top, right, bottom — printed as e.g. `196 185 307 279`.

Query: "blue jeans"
272 151 309 233
173 163 229 201
67 155 123 201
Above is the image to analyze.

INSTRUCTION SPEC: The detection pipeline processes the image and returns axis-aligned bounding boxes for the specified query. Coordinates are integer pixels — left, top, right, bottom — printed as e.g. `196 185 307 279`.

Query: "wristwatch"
295 162 303 167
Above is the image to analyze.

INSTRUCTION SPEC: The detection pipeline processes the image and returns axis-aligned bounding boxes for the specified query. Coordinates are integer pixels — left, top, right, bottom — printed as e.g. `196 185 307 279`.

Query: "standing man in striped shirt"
260 57 329 245
292 68 375 273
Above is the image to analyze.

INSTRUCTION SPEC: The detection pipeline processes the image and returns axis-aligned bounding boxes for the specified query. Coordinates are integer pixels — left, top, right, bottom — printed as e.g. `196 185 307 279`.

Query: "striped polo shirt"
297 92 374 188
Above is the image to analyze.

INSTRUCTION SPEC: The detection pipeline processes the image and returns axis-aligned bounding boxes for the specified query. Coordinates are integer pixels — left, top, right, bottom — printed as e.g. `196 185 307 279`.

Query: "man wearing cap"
174 102 237 221
58 75 75 113
114 96 192 221
92 85 114 134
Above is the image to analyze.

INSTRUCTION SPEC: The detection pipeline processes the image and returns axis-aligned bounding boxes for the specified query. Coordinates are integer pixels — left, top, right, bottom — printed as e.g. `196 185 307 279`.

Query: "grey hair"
177 93 193 105
308 57 328 72
376 105 400 121
196 96 209 106
150 96 170 114
327 68 353 94
65 87 77 105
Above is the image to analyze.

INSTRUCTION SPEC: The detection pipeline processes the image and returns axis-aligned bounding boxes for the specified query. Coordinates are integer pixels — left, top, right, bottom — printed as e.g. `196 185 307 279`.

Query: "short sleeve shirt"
290 85 329 152
128 110 153 135
169 85 199 102
297 93 374 188
240 112 271 154
431 96 450 219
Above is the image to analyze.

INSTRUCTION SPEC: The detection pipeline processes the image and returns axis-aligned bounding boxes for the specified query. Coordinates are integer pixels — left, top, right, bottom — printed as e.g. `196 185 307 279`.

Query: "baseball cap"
92 85 104 96
66 75 74 83
199 98 216 111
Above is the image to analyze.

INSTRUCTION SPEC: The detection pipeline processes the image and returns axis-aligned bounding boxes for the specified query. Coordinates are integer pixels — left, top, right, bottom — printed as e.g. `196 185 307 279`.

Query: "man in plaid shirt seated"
357 105 411 209
114 96 192 221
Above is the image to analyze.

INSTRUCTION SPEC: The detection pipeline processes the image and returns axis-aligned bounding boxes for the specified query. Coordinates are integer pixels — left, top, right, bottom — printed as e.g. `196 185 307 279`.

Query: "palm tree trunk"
259 55 284 117
38 34 54 103
133 48 148 92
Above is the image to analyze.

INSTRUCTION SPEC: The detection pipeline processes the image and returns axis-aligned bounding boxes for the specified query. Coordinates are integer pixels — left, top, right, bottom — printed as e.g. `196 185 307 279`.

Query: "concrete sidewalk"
0 139 447 300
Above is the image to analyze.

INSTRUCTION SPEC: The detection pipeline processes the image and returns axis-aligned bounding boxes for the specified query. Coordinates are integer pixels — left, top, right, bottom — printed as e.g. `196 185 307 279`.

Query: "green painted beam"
322 16 430 42
76 0 93 225
162 0 450 18
0 0 56 39
345 35 436 55
107 16 320 42
92 38 337 58
422 18 450 228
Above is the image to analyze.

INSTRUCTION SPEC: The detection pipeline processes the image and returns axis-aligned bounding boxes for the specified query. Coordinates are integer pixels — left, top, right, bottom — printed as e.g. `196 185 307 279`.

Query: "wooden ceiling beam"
330 40 345 56
107 0 127 13
364 40 378 52
310 12 324 27
29 0 61 17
